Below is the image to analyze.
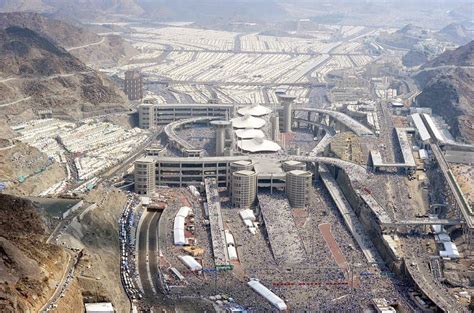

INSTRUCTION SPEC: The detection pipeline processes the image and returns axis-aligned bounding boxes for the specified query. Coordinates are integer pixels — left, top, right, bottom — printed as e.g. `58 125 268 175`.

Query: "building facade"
286 170 312 208
134 157 156 195
124 70 143 101
232 170 257 208
137 103 234 129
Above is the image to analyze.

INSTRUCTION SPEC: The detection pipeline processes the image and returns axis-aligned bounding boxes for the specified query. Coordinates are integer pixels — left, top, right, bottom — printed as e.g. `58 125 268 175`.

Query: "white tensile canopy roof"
237 104 272 117
231 114 266 129
235 128 265 139
237 137 281 153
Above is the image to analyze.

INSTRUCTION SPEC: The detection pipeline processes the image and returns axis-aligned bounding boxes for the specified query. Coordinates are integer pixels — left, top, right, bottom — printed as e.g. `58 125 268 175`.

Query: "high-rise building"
286 170 312 208
134 157 156 195
124 70 143 101
232 170 257 208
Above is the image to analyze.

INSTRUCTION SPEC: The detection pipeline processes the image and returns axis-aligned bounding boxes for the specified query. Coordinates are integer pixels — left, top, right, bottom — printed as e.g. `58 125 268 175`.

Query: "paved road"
138 212 155 298
137 210 168 307
66 37 106 51
148 212 163 295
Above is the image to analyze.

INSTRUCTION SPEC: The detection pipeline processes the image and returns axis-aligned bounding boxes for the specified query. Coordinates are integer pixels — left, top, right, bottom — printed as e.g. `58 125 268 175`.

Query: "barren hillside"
0 26 128 125
0 194 68 312
415 41 474 143
0 140 66 196
0 12 137 67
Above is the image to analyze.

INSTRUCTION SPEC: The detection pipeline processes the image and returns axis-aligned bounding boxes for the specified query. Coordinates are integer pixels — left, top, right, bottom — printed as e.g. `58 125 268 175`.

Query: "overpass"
295 108 374 137
383 218 462 228
163 116 217 156
320 167 380 265
431 143 474 254
405 257 463 312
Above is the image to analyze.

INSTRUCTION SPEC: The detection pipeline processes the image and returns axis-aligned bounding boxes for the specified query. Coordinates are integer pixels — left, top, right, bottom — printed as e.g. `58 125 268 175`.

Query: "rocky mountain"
0 12 137 67
414 41 474 143
0 0 286 23
0 193 68 312
0 0 143 17
436 23 474 45
0 26 128 125
422 40 474 68
378 24 430 50
139 0 286 22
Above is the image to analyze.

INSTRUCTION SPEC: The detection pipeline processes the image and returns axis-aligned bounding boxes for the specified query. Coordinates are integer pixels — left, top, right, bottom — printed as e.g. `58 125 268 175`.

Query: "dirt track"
319 222 360 288
318 223 349 270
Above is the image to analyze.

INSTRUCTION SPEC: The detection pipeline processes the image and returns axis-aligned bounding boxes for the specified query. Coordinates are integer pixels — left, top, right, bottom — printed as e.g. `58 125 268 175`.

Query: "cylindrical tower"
211 120 230 156
277 94 296 133
286 169 312 208
271 115 280 141
134 157 156 196
232 170 257 209
229 160 254 194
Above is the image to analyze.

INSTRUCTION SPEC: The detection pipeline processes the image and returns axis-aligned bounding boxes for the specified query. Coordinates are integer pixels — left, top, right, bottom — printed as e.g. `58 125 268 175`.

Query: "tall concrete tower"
134 157 156 196
277 94 296 133
232 170 257 208
211 120 231 156
286 169 312 208
270 115 280 141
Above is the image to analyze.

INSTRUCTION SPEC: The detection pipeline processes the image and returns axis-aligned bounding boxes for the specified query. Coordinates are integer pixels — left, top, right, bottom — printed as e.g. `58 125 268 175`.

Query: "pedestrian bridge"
383 218 462 228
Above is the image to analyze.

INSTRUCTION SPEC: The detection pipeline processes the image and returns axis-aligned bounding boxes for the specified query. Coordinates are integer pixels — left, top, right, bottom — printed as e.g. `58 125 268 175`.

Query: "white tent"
440 242 460 258
177 206 191 217
247 279 287 311
173 215 186 245
240 209 256 221
227 245 238 260
224 230 235 246
179 255 203 271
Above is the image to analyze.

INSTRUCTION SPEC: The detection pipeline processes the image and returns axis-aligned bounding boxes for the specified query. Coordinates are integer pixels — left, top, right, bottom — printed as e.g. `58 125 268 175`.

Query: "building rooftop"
410 113 431 142
287 169 312 177
422 113 445 143
283 160 303 166
136 156 156 163
125 70 141 80
85 302 114 312
232 160 254 166
234 170 256 176
395 128 416 168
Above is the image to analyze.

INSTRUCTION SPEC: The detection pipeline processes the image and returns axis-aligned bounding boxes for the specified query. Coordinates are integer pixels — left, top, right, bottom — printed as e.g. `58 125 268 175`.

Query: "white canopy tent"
231 114 266 129
237 138 281 153
235 128 265 139
237 104 272 117
247 279 287 311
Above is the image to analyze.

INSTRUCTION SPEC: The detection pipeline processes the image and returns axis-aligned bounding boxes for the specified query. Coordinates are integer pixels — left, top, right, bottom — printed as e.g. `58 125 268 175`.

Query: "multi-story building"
124 70 143 101
232 170 257 208
286 170 312 208
134 157 156 195
137 103 234 129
